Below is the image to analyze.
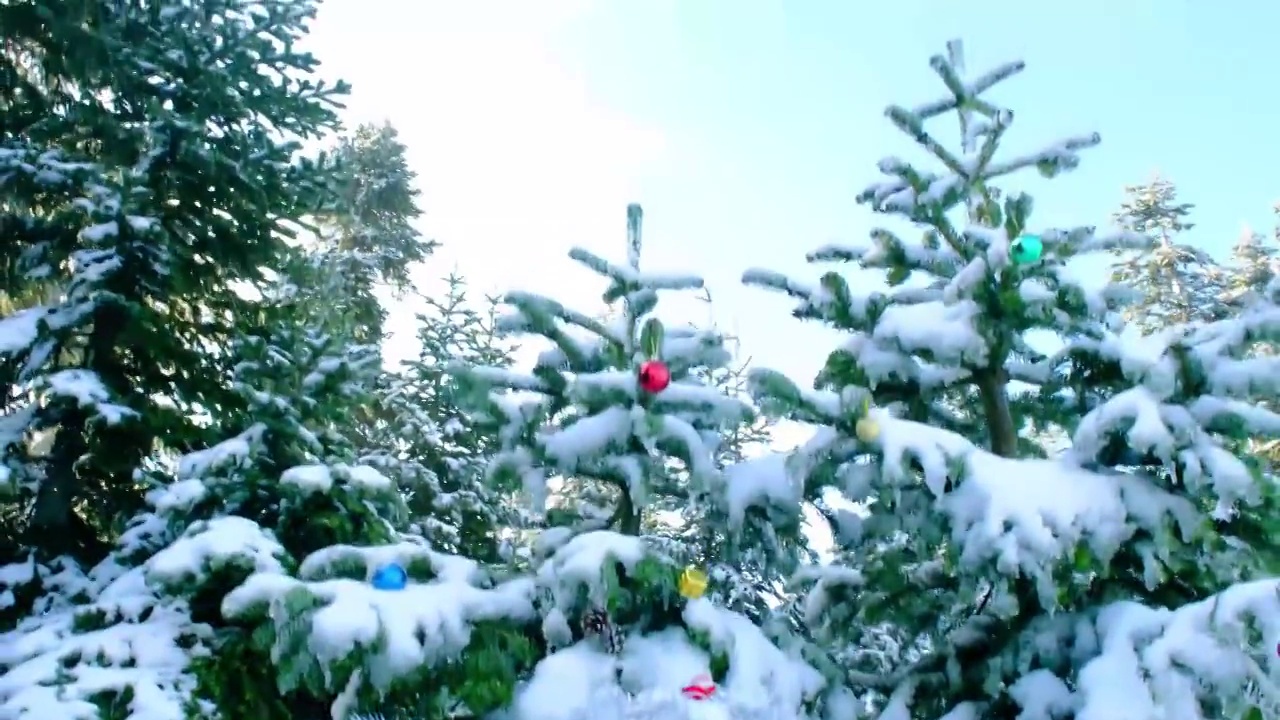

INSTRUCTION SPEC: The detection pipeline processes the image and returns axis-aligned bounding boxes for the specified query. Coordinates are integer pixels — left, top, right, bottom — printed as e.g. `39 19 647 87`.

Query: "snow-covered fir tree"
605 212 805 625
743 40 1280 719
0 2 517 716
1221 225 1280 480
447 204 826 720
0 288 401 718
376 274 521 564
0 219 530 720
1110 174 1226 330
0 0 349 565
662 336 805 624
1225 223 1280 310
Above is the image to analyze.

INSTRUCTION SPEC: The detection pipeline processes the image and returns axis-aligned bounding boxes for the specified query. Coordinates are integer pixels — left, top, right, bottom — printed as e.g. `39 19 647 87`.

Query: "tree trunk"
25 407 107 559
26 293 130 561
975 366 1017 458
617 486 641 535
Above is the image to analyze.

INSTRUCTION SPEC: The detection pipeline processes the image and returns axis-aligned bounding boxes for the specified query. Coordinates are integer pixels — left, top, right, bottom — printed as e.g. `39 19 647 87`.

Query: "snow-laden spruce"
0 325 390 719
452 248 743 521
0 430 526 720
448 205 830 720
505 528 824 720
0 0 357 566
0 307 542 720
738 40 1280 719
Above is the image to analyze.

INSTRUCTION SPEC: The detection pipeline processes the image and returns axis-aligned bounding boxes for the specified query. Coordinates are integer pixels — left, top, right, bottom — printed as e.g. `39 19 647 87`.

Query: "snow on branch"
810 229 964 278
729 405 1213 609
742 267 902 330
857 578 1280 719
724 403 1280 717
1074 579 1280 719
1061 312 1280 511
503 290 626 350
37 369 137 425
0 561 212 720
222 542 537 691
535 529 648 608
568 246 704 299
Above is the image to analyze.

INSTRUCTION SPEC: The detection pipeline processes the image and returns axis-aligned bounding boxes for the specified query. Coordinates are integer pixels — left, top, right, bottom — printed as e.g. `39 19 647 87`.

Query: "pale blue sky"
306 0 1280 445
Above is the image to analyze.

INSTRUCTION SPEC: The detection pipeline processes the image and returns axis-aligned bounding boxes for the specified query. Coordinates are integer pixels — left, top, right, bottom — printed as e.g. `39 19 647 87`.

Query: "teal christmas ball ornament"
1010 234 1044 264
371 562 408 591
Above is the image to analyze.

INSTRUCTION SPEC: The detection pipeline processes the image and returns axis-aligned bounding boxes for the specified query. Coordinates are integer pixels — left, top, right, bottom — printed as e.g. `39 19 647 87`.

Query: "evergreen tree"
1236 213 1280 572
0 286 398 717
660 337 800 622
0 2 501 717
1225 223 1280 309
1110 174 1226 330
744 40 1280 719
281 119 447 533
373 274 520 563
620 283 792 621
0 0 347 564
306 121 432 346
447 204 826 719
0 200 507 719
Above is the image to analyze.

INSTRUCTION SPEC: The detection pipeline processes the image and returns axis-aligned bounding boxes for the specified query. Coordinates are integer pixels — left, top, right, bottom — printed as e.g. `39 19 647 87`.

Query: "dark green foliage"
0 1 551 718
0 0 348 563
304 121 432 346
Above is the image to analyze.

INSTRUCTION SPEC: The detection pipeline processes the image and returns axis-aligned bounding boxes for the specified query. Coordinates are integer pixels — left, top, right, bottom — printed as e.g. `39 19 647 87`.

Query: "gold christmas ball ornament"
678 566 709 599
855 416 880 442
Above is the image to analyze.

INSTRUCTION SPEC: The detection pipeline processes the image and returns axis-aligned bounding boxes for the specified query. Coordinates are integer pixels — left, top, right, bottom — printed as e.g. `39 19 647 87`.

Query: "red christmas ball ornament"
637 360 671 394
681 674 716 701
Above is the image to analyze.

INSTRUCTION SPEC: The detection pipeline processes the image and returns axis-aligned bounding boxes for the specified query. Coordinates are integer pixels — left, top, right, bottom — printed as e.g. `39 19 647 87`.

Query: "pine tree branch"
846 578 1040 695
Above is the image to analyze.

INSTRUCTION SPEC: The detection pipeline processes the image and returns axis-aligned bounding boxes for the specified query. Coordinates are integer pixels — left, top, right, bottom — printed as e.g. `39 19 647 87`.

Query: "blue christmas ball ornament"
1010 234 1044 264
371 562 408 591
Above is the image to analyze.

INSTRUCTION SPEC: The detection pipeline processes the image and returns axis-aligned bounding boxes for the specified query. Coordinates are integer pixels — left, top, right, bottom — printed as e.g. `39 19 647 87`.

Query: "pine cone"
581 608 623 654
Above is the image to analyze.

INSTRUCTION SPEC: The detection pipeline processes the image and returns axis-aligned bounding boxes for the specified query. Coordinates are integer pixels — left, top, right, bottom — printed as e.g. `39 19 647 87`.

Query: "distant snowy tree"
1110 174 1226 330
743 40 1280 719
1225 224 1280 310
305 121 433 346
369 274 521 563
1238 218 1280 569
446 204 825 720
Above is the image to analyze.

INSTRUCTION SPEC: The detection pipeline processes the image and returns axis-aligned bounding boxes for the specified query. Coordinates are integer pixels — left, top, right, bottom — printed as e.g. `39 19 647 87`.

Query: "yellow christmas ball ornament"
855 416 880 442
855 399 880 442
678 566 709 599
